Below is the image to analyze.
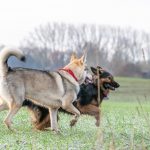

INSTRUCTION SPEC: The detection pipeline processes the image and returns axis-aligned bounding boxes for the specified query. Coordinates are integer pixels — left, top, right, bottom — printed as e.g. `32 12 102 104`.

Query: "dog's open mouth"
103 83 115 91
101 82 116 99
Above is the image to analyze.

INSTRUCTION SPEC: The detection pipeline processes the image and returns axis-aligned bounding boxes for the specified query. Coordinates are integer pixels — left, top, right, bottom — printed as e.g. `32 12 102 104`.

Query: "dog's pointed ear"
80 49 87 63
97 66 104 74
70 52 77 62
97 66 103 70
90 67 97 75
91 66 104 75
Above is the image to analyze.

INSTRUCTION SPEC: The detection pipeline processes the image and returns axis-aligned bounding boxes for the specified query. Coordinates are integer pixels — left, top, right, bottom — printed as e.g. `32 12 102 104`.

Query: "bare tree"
19 23 150 77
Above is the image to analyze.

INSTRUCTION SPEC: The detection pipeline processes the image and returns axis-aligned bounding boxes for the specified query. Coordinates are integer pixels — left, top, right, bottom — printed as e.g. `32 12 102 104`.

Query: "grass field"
0 77 150 150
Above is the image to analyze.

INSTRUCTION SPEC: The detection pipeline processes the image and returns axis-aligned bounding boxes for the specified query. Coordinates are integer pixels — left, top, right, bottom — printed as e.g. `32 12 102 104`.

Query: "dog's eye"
108 77 112 80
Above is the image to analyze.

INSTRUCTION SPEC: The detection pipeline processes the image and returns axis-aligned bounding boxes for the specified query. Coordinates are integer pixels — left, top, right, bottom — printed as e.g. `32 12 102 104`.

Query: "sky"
0 0 150 46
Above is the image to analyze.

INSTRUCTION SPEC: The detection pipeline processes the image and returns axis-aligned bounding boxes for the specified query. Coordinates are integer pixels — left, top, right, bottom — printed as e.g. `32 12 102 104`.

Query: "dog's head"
64 51 87 84
91 66 120 98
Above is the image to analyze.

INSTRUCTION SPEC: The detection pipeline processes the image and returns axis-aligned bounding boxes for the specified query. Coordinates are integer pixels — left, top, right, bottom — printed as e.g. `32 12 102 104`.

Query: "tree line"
3 23 150 77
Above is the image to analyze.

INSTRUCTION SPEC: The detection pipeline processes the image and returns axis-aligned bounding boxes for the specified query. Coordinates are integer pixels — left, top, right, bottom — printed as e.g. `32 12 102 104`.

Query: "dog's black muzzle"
103 81 120 91
111 81 120 88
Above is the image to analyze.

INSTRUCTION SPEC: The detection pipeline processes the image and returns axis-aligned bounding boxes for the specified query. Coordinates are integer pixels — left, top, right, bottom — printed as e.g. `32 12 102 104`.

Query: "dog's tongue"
103 90 110 100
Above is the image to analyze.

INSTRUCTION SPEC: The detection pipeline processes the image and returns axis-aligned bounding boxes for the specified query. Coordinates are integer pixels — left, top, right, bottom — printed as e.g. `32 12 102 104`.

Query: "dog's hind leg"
49 107 59 132
0 103 8 111
2 93 24 130
0 97 8 111
4 103 22 130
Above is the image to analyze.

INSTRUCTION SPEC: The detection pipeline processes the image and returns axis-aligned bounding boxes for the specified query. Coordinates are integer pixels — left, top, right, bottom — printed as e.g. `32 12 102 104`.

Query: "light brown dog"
0 47 87 132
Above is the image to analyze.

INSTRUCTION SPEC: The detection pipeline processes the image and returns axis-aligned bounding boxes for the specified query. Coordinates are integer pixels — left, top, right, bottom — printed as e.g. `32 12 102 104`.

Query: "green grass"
0 77 150 149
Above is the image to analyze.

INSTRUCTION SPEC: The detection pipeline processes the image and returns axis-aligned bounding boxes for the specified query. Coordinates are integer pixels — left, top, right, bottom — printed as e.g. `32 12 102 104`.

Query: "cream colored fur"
0 47 87 132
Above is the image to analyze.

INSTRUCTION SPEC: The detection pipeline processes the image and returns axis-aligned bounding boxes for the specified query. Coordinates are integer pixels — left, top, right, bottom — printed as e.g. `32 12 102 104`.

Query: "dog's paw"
95 121 100 127
4 120 13 130
51 129 61 134
70 119 77 127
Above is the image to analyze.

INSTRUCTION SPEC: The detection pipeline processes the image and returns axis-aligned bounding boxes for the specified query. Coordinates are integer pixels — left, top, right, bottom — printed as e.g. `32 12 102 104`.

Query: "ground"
0 77 150 150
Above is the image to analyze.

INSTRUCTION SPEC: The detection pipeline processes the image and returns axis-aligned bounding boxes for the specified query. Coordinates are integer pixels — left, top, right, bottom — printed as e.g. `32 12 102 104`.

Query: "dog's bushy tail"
0 47 25 76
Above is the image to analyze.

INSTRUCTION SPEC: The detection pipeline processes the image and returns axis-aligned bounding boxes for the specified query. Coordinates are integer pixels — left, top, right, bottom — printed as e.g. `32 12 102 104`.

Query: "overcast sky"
0 0 150 46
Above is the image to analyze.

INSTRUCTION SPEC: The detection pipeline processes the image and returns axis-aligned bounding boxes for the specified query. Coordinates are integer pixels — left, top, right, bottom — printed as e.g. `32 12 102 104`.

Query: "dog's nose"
115 82 120 88
112 81 120 88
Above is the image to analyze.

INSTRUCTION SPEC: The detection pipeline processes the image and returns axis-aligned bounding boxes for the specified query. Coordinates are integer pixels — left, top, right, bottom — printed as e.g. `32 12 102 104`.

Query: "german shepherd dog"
0 47 87 132
23 66 120 130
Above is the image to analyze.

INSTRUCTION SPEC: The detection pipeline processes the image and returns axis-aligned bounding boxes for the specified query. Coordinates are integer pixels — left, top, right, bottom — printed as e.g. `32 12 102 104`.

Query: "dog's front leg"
62 92 80 127
49 107 59 133
70 110 80 127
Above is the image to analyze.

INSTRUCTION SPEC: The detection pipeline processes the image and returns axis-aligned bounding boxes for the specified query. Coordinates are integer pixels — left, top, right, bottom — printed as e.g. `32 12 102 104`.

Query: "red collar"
59 68 78 82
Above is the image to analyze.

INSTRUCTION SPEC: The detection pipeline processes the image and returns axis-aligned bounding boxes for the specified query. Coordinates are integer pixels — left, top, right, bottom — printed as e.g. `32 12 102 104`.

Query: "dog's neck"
59 68 78 82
